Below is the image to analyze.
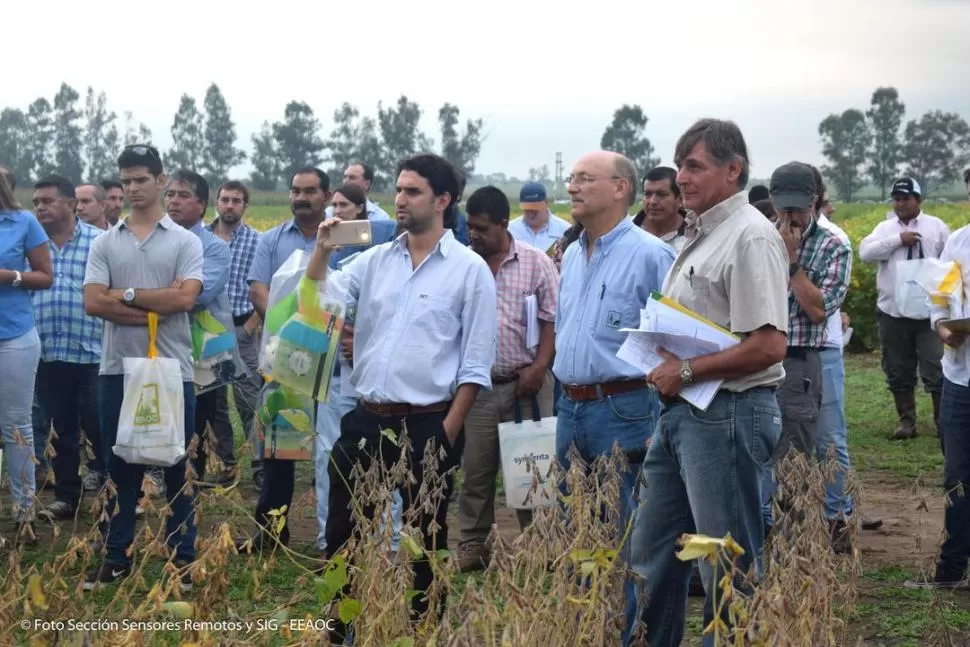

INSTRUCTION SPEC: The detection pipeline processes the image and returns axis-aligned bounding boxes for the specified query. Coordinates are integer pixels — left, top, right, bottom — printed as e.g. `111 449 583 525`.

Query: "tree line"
0 83 484 192
819 87 970 201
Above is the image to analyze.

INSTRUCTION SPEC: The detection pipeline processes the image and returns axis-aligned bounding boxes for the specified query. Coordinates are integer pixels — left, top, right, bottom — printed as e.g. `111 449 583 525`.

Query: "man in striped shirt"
457 186 559 572
29 175 104 520
762 162 851 528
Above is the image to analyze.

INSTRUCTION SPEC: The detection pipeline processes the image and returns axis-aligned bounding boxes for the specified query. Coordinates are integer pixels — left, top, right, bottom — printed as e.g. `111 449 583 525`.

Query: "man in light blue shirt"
508 181 570 254
313 154 496 642
554 151 675 643
324 161 391 221
163 170 232 486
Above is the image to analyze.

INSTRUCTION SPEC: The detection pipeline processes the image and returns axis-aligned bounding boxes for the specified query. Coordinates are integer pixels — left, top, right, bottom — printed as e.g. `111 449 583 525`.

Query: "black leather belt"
785 346 822 360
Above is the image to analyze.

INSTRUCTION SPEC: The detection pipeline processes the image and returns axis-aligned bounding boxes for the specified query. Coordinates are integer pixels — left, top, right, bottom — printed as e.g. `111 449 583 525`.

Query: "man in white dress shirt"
859 177 950 442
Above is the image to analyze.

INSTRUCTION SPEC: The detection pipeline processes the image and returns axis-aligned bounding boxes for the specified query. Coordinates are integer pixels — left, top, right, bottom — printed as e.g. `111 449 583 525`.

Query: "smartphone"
329 220 372 246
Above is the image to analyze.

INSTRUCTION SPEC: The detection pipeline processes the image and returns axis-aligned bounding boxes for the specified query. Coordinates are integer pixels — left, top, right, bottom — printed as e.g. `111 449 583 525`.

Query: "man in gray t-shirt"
81 145 204 592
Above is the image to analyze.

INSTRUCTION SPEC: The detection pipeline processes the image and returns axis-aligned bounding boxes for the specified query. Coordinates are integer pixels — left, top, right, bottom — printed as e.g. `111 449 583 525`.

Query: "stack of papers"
525 295 539 350
617 292 740 411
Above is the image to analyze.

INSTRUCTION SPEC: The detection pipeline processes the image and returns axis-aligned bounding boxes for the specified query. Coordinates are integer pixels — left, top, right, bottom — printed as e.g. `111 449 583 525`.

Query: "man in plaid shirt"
762 162 851 529
29 175 104 520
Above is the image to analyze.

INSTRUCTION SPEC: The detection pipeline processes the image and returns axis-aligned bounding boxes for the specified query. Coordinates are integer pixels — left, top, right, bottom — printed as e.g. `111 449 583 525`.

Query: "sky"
6 0 970 182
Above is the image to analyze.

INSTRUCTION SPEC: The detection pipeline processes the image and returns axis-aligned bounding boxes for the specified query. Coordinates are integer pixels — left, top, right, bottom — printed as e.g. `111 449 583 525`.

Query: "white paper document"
841 327 854 348
617 297 740 411
525 295 539 350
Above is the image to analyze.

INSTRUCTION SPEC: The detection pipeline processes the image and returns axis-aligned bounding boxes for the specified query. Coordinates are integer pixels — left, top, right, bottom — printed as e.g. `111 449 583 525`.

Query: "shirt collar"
121 213 175 230
897 211 924 226
579 216 634 253
392 228 458 258
0 209 18 222
189 220 205 237
691 191 747 237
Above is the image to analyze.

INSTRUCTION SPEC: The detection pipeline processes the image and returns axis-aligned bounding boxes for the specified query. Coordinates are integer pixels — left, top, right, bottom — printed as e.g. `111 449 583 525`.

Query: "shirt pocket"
592 289 638 342
408 293 460 347
688 275 712 318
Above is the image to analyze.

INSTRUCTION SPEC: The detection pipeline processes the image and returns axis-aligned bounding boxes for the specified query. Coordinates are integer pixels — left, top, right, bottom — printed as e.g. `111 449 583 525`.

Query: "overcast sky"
6 0 970 181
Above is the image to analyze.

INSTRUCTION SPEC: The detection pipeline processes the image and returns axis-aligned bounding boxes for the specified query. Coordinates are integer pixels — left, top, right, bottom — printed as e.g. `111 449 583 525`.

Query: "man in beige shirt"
629 119 789 646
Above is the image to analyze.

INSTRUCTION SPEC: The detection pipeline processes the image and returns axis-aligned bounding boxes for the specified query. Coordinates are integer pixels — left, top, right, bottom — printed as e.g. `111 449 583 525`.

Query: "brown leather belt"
491 373 520 385
360 400 451 417
562 379 648 402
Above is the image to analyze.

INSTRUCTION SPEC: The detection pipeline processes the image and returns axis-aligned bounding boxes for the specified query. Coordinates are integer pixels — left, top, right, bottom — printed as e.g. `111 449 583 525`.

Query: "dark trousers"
98 375 198 567
35 361 99 508
192 388 229 479
253 458 295 544
325 404 463 636
938 378 970 580
878 311 943 393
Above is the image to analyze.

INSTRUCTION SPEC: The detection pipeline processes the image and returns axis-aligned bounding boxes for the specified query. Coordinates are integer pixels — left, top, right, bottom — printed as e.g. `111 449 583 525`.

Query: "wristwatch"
122 288 136 305
788 263 800 278
11 271 22 288
680 360 694 386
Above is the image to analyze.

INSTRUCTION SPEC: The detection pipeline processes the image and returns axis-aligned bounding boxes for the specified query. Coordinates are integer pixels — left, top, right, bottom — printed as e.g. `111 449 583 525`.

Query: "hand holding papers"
617 292 740 411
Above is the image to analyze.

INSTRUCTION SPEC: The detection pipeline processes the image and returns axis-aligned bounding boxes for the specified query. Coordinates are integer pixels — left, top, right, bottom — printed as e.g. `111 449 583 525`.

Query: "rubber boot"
892 391 917 440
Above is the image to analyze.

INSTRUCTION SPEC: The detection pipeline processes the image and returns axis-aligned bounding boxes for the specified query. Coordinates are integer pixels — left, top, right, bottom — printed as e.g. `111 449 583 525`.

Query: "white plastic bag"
114 313 186 467
498 396 558 510
259 250 311 376
893 242 934 320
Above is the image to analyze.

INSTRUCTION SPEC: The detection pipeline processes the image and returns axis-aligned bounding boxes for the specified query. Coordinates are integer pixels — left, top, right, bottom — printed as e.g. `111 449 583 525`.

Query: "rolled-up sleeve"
730 236 789 335
458 261 497 389
83 234 109 287
535 253 559 323
177 235 205 284
248 231 274 286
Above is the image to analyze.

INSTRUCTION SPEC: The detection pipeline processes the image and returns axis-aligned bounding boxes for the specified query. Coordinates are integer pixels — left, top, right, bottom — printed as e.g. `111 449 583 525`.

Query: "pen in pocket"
600 283 606 300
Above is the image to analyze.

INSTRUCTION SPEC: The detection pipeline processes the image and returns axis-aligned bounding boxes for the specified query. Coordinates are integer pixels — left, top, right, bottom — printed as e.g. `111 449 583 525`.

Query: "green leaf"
388 638 415 647
161 601 193 619
271 608 289 624
400 534 424 559
435 549 452 562
338 597 362 623
580 561 597 577
405 589 422 604
380 427 399 446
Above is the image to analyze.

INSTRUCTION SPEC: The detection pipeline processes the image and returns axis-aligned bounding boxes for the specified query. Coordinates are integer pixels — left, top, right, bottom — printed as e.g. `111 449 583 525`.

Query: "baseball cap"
519 181 547 210
769 162 817 211
890 177 922 198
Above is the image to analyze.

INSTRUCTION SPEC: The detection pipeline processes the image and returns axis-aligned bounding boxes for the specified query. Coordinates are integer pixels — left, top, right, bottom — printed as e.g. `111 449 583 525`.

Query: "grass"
4 341 969 644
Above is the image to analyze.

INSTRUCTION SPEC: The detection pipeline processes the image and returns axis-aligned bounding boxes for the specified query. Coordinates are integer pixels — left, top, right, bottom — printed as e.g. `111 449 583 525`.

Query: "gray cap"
769 162 817 211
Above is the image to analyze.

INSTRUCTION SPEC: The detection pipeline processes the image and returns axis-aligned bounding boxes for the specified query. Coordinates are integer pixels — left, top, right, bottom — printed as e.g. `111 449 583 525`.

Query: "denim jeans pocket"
751 405 782 468
606 392 654 422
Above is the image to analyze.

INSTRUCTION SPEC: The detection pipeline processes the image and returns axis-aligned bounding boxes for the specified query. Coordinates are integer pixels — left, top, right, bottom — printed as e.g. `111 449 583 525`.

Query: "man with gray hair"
630 119 789 646
554 150 675 643
75 184 109 230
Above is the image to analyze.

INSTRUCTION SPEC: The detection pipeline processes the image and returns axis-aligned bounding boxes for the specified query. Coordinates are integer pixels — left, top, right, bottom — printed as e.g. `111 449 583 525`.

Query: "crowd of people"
0 117 968 646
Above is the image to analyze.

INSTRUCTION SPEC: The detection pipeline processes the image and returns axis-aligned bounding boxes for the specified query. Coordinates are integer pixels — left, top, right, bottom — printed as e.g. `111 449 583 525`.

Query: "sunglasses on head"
123 144 160 160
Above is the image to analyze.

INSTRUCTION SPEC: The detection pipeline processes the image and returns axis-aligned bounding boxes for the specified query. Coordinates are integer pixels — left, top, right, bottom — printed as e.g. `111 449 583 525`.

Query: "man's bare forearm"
691 331 787 382
108 287 195 314
445 383 481 429
532 321 555 370
790 271 825 323
89 294 150 325
250 284 269 319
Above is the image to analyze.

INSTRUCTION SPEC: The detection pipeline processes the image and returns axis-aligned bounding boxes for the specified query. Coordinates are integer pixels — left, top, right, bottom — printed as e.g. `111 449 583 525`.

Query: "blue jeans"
0 328 40 520
816 348 853 519
99 375 198 567
937 378 970 581
556 387 658 645
630 387 780 647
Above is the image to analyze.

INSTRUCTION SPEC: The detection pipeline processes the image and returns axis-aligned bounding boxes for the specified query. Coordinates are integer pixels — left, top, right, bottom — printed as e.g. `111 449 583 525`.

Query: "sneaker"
457 543 490 573
82 471 105 492
904 573 970 590
83 562 131 591
38 501 75 521
860 516 883 531
174 560 193 593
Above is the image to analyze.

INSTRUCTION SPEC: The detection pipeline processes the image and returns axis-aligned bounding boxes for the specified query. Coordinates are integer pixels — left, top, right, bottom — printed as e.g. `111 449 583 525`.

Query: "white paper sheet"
525 295 539 350
841 327 854 348
616 297 740 411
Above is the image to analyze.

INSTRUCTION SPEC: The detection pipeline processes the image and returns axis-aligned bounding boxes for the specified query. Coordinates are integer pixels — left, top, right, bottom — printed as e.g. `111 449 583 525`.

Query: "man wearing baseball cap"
508 181 570 255
860 177 950 442
762 162 852 533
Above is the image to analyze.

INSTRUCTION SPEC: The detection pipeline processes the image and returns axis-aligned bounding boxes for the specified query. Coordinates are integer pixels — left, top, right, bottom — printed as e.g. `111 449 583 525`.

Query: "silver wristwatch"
11 271 22 287
123 287 136 305
680 360 694 385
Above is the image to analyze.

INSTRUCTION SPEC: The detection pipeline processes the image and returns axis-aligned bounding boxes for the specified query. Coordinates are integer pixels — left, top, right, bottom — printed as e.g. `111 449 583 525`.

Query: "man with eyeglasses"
554 151 675 643
760 162 851 544
82 144 203 592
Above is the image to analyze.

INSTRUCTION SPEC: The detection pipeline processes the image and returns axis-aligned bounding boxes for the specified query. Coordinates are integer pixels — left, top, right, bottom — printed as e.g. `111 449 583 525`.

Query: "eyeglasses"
566 173 622 187
123 144 160 160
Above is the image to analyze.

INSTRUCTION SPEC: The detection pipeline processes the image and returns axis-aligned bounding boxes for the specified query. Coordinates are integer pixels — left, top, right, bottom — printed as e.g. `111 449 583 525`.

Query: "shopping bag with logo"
894 242 934 320
911 258 964 317
258 250 310 377
191 301 249 395
263 273 345 402
253 380 317 461
498 395 558 510
114 312 186 466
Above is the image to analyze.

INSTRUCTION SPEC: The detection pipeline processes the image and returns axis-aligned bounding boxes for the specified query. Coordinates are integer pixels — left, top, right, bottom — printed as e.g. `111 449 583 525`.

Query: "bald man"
76 184 109 230
553 151 676 642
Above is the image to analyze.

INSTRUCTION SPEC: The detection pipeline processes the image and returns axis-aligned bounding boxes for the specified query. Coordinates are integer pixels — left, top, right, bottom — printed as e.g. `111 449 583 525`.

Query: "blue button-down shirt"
31 219 103 363
327 229 497 405
0 209 48 340
188 220 232 326
553 217 676 385
207 218 261 317
508 212 572 254
248 219 319 287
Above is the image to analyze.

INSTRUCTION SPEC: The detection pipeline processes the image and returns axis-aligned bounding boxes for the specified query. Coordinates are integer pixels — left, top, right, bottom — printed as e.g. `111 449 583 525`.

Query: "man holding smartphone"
762 162 851 532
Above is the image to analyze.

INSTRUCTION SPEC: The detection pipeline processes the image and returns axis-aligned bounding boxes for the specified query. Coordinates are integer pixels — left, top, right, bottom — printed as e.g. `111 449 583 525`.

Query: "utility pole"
554 152 563 201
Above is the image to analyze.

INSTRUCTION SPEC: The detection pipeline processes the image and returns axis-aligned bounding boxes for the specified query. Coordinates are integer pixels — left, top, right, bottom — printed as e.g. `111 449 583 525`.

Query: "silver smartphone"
329 220 373 246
